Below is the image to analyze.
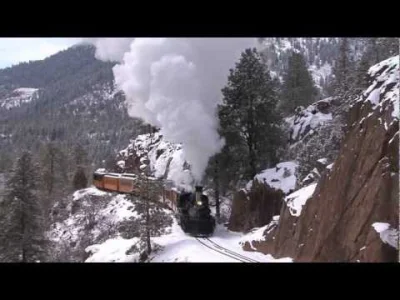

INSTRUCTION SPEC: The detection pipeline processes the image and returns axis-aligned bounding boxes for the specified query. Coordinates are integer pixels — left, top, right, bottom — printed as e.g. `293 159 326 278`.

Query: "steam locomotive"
177 186 215 236
92 170 216 236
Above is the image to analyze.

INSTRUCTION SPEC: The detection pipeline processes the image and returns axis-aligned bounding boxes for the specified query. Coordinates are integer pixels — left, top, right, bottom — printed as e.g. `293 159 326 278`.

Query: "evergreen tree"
0 151 48 262
0 150 13 172
364 38 398 65
330 38 356 97
72 167 88 190
218 48 283 181
74 143 88 167
40 142 68 196
280 52 318 115
355 53 372 93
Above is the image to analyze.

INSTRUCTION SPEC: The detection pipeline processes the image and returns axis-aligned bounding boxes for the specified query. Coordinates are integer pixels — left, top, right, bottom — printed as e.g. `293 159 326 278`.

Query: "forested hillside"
0 44 147 174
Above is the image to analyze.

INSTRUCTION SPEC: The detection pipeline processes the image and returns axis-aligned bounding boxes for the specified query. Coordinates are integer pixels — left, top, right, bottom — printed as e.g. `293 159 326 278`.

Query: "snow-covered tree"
0 151 48 262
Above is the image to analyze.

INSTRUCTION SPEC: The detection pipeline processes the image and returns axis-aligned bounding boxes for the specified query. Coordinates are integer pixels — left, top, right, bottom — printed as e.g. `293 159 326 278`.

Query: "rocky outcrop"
244 55 399 262
286 97 339 144
116 132 194 191
228 161 297 232
228 180 284 232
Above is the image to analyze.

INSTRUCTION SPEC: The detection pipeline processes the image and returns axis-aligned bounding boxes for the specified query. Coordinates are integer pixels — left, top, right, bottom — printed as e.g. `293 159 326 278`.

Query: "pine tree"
355 53 372 93
0 151 48 262
74 143 88 167
72 167 88 190
40 142 68 196
280 52 318 115
0 150 13 172
330 38 356 98
364 38 398 65
218 48 283 181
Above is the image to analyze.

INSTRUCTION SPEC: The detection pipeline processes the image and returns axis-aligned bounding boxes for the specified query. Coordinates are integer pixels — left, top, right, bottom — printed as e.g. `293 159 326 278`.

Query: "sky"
0 38 83 69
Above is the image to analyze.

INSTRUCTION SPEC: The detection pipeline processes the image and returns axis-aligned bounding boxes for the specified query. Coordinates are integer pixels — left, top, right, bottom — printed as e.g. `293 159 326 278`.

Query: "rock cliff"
243 55 399 262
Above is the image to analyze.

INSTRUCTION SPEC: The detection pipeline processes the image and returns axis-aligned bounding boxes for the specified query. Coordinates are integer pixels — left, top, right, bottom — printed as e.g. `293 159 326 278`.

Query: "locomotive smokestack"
195 185 203 203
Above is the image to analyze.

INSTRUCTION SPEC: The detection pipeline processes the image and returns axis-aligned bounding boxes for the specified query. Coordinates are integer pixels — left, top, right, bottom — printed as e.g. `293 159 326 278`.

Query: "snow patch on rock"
246 161 298 194
284 183 317 217
372 222 399 250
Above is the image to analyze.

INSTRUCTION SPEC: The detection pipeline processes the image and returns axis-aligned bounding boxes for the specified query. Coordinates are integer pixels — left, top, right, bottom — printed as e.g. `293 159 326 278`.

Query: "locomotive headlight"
196 201 202 206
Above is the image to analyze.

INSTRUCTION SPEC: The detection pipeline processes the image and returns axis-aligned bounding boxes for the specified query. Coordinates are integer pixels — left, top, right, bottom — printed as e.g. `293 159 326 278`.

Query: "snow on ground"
0 87 39 109
239 216 280 249
49 187 138 245
372 222 399 250
246 161 298 194
84 216 292 263
57 186 292 262
151 221 292 263
100 194 138 222
284 183 317 217
69 83 116 107
72 186 108 201
86 237 140 262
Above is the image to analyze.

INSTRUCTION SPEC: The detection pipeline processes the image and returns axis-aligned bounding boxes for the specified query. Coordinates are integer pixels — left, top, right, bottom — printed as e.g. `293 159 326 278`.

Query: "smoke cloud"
91 38 257 183
84 38 134 62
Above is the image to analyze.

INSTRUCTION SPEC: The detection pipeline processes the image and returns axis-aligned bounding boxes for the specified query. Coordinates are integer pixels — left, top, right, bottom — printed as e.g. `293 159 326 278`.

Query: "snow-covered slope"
49 188 139 249
0 87 38 109
355 55 399 120
284 183 317 217
258 38 340 94
69 83 117 107
286 97 336 144
240 216 280 249
49 187 292 262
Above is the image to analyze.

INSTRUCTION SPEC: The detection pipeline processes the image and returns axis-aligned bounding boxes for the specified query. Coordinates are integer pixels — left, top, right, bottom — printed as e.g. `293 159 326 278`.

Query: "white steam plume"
83 38 134 62
91 38 257 183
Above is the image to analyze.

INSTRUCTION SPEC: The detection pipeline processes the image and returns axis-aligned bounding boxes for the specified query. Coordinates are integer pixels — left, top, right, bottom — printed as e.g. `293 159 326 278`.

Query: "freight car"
92 170 215 236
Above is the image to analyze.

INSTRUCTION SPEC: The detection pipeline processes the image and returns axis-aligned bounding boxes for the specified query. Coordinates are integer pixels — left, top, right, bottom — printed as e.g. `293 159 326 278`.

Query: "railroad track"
195 237 259 263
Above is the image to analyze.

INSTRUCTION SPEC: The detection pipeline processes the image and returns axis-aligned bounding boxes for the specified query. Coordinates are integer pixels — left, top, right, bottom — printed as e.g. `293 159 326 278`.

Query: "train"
92 170 216 236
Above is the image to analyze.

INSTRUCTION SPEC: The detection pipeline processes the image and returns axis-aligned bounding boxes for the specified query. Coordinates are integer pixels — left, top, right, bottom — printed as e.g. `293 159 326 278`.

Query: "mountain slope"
0 44 147 172
257 38 373 97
